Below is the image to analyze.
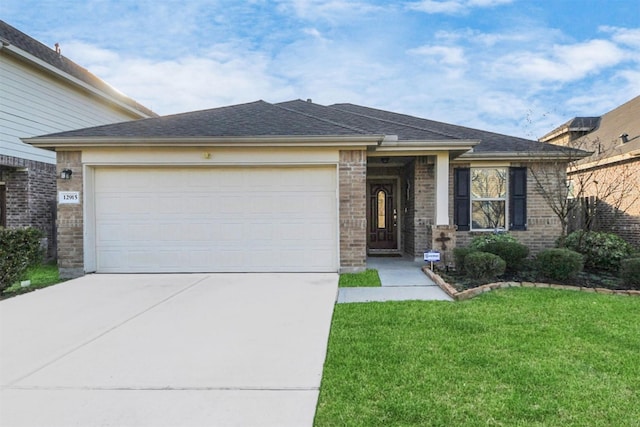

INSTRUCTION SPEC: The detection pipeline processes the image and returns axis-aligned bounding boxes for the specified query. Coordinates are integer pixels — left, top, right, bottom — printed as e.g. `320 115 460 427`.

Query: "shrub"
469 232 518 251
453 247 477 273
620 257 640 289
481 241 529 272
464 251 506 281
0 227 44 292
563 231 634 272
536 248 583 283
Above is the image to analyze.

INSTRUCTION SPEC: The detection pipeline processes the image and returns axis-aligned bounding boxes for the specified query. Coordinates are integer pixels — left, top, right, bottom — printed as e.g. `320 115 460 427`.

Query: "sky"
3 0 639 139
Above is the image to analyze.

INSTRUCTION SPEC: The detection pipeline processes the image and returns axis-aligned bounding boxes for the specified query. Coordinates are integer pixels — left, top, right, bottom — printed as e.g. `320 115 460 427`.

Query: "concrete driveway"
0 273 338 427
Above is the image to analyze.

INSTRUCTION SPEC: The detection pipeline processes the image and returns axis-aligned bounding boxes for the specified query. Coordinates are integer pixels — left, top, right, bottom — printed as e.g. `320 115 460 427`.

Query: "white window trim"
470 167 509 232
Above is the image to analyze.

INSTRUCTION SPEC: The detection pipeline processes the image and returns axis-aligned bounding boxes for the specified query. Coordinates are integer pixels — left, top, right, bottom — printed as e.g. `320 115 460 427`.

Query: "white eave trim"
372 139 479 153
0 42 154 119
570 149 640 172
23 135 385 149
457 150 593 161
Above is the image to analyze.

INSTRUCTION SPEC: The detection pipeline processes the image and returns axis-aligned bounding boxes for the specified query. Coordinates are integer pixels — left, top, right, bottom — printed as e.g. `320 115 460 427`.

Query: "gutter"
23 135 385 149
457 150 593 161
371 138 479 153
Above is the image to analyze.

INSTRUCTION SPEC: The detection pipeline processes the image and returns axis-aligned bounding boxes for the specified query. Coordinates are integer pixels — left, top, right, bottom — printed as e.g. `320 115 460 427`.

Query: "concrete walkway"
1 273 338 427
337 256 453 303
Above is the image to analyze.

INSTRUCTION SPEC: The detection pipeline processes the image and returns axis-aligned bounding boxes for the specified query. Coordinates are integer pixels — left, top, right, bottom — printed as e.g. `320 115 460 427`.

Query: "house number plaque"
58 191 80 204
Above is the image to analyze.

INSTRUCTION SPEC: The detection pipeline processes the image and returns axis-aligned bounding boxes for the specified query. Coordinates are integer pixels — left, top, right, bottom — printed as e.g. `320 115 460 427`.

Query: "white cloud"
600 26 640 49
302 27 324 39
407 0 465 14
36 0 637 141
62 42 295 115
493 39 627 82
406 0 512 15
408 45 467 65
276 0 385 21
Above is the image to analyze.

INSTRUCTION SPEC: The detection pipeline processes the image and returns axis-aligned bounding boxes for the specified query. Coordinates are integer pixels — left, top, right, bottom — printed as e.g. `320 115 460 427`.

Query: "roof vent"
54 43 61 55
620 133 629 144
306 99 312 103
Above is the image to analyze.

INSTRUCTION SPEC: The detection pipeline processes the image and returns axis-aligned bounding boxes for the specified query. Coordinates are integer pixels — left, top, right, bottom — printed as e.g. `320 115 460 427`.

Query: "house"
0 21 156 256
540 96 640 247
25 99 587 278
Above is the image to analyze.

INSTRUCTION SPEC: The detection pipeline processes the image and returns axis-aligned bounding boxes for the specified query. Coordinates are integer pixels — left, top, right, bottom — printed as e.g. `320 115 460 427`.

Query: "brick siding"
412 157 434 257
56 151 84 278
0 155 56 257
339 150 367 272
569 158 640 249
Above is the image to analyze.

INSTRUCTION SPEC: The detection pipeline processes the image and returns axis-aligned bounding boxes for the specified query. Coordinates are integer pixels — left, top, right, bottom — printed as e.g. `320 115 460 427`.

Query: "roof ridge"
274 101 370 135
329 103 461 139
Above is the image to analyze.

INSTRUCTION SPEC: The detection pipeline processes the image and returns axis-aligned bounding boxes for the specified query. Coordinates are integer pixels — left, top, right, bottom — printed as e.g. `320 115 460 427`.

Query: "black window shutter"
509 167 527 230
454 168 470 231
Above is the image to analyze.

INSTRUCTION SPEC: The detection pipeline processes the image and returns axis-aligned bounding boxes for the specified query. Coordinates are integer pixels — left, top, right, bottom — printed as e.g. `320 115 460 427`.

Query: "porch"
366 153 456 265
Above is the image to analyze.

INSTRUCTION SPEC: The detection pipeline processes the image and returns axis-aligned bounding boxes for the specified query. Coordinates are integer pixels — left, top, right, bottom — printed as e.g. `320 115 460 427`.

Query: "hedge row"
0 227 44 292
453 231 638 288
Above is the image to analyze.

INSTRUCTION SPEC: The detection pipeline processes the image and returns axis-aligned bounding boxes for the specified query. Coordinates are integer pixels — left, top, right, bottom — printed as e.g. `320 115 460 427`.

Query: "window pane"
377 190 386 229
472 201 505 229
471 168 507 198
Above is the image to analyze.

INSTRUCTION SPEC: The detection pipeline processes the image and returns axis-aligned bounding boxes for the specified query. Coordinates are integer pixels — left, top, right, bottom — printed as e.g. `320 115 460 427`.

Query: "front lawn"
315 288 640 426
1 262 64 299
339 269 381 287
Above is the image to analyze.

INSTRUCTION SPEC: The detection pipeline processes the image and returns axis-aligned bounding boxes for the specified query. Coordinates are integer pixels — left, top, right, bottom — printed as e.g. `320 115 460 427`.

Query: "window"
471 168 507 230
377 190 386 228
454 167 527 231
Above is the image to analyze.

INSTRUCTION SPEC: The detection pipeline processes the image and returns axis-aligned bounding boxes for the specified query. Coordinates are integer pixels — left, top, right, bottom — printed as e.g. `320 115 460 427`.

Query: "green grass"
339 269 382 287
2 262 64 298
315 288 640 426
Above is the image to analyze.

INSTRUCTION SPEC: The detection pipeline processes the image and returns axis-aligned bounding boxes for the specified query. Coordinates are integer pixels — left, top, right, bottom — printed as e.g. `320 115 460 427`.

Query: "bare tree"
529 135 639 242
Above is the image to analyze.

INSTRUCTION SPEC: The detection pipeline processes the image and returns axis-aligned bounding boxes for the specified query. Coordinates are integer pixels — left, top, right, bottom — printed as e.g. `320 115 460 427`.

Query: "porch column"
432 152 456 266
435 152 449 225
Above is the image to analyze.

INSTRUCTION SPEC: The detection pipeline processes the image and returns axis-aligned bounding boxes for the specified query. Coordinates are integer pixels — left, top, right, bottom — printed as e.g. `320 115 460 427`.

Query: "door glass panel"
377 190 386 229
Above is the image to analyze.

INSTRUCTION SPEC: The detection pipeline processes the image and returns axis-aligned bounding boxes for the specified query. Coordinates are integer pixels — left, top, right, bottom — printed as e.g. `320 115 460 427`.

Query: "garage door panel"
94 167 337 273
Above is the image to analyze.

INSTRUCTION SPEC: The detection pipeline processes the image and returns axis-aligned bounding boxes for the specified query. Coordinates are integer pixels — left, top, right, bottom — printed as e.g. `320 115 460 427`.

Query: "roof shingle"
28 98 585 157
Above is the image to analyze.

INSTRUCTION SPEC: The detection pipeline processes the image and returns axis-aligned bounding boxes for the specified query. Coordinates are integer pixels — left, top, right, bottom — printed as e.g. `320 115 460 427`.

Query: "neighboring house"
540 96 640 247
25 100 586 278
0 21 156 256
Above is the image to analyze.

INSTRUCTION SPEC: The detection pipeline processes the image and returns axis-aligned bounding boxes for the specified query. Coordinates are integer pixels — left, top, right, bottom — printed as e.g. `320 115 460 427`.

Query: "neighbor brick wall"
339 150 367 272
0 155 56 256
56 151 84 278
570 158 640 249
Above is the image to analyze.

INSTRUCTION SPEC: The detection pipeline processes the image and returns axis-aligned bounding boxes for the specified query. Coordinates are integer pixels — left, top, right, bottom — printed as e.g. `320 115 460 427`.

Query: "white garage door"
93 166 338 273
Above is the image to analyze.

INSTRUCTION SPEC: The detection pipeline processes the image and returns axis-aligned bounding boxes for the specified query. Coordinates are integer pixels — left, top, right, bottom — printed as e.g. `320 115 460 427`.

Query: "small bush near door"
453 247 476 273
468 232 518 251
464 252 506 281
0 227 44 292
536 248 584 282
481 241 529 272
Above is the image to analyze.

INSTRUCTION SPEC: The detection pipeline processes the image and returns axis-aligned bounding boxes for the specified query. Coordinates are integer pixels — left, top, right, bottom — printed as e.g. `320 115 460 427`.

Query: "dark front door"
368 182 397 250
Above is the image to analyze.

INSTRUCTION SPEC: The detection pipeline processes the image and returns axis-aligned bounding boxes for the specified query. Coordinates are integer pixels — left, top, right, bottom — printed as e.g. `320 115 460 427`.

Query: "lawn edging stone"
422 267 640 301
